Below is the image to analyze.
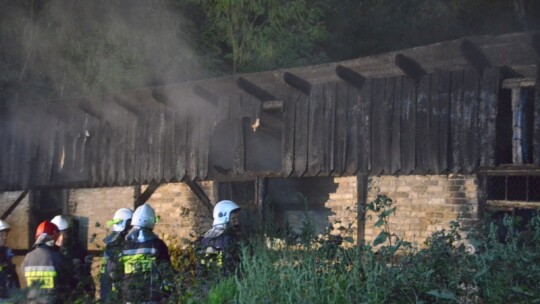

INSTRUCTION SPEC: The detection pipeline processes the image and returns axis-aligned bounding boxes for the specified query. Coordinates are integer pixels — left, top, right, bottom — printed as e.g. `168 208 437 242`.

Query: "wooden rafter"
237 77 275 101
395 54 426 84
193 84 219 106
284 72 312 95
237 77 284 112
336 65 366 89
460 39 491 75
151 88 168 105
113 95 141 116
78 98 105 121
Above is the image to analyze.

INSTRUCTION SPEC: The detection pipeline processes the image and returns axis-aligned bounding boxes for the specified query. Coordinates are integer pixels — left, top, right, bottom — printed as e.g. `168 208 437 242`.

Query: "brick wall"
326 177 358 241
145 181 214 244
0 191 31 288
69 186 135 251
0 191 30 250
366 174 479 246
68 182 215 251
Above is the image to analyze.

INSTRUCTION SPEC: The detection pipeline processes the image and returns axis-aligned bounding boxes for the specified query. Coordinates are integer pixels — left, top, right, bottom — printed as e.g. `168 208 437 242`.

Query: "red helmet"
35 221 59 240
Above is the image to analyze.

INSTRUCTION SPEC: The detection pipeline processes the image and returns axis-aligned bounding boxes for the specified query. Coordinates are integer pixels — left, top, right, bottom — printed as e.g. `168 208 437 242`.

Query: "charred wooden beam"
237 77 275 101
113 95 141 116
336 65 366 89
151 88 168 105
460 39 491 75
1 189 29 220
284 72 312 95
502 77 535 89
261 100 284 112
78 98 105 121
236 77 284 112
193 84 219 106
134 181 161 207
184 178 214 213
395 54 426 84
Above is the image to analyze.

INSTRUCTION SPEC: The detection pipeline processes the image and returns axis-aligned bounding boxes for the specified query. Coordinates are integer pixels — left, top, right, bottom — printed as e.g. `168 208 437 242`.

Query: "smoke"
3 0 208 102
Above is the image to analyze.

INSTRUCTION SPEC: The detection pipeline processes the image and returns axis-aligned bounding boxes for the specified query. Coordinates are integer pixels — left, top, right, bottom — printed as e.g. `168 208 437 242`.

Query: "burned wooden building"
1 31 540 253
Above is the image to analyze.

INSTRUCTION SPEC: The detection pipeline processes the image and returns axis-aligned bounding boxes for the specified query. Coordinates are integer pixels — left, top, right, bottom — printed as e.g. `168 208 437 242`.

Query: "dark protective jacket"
21 244 72 304
199 226 240 276
100 231 126 302
0 246 19 298
58 236 94 297
120 229 171 303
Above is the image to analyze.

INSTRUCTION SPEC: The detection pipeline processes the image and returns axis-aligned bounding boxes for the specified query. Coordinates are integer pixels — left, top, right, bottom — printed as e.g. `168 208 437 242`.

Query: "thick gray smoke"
1 0 208 103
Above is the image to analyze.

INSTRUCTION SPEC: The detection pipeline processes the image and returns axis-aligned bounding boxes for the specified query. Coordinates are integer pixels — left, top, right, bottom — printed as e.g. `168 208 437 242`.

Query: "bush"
79 197 540 303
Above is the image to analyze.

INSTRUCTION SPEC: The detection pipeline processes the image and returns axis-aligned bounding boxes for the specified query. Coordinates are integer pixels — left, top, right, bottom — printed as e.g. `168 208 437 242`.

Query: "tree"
177 0 329 74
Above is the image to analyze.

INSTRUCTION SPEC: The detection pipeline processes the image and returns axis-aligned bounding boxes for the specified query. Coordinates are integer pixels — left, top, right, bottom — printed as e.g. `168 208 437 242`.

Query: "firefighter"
22 220 72 304
50 215 94 299
120 203 171 303
0 219 19 298
100 208 133 302
200 200 241 276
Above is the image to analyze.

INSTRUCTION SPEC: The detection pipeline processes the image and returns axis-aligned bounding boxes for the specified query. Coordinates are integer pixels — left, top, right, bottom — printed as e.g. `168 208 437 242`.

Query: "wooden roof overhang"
1 31 539 191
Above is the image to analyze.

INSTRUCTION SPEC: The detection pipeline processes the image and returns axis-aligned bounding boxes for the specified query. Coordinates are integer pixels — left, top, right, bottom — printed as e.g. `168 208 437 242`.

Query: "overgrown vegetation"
86 194 540 303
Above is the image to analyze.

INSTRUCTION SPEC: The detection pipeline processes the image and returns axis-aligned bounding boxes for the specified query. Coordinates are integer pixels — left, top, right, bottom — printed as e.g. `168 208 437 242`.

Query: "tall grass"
232 199 540 303
92 195 540 303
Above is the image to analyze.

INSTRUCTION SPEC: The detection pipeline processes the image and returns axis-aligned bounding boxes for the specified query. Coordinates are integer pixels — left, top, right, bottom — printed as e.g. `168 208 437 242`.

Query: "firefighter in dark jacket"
200 200 241 276
120 203 171 303
50 215 94 298
0 219 19 298
22 220 72 304
100 207 133 302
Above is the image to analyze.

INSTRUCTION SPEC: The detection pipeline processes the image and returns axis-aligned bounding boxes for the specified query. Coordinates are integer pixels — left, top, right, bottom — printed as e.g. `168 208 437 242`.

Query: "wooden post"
255 177 269 226
356 174 367 247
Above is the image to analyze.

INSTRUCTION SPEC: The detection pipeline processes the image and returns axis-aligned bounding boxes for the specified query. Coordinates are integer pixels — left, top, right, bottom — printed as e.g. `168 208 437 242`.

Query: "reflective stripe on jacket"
21 244 69 303
120 236 170 303
24 265 56 289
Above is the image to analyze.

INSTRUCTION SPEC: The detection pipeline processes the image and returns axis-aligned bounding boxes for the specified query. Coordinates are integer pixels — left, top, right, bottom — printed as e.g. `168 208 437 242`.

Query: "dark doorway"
29 189 68 247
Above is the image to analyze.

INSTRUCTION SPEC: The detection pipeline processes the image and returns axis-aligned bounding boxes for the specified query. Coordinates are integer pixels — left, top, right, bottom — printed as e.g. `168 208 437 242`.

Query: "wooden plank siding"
478 67 500 168
281 91 297 176
358 79 373 175
431 72 451 174
533 63 540 165
345 83 361 175
415 74 431 174
390 77 402 175
307 84 324 176
400 76 416 174
293 92 310 177
462 69 480 172
1 31 538 190
322 83 337 176
370 78 385 175
335 81 350 175
0 68 523 189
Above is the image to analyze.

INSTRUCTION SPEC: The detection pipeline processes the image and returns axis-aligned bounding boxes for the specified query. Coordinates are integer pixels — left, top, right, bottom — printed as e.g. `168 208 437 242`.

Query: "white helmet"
51 215 70 231
132 203 156 229
112 208 133 232
212 200 240 226
0 220 10 232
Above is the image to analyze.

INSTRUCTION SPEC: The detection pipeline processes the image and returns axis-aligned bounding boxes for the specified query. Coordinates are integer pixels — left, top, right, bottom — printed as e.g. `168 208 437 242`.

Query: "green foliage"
208 276 237 304
68 198 540 303
177 0 329 73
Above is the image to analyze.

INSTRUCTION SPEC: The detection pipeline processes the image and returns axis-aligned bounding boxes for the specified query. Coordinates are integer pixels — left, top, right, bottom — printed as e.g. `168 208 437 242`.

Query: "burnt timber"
1 31 539 191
